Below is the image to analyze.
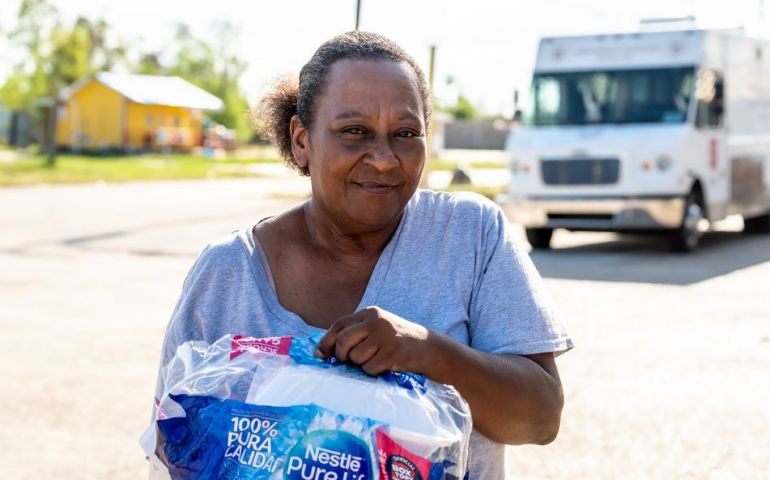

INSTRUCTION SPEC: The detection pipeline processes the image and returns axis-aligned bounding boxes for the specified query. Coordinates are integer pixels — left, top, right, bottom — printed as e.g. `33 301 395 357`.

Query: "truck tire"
668 190 705 253
526 227 553 250
743 212 770 234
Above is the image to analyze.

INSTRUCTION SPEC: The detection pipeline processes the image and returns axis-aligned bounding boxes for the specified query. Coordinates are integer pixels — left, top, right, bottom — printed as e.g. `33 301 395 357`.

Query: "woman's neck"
300 200 402 262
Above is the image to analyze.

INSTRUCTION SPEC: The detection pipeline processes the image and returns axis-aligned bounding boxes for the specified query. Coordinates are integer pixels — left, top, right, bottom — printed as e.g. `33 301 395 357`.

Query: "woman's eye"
396 130 422 138
342 127 366 136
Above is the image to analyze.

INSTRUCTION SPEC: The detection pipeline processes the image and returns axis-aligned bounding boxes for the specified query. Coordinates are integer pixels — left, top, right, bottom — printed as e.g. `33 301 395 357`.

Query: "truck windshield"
526 67 695 126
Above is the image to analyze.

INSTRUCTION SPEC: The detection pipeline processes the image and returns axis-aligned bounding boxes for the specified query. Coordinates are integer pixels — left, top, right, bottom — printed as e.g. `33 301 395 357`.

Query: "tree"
1 0 126 163
136 53 163 76
1 1 129 110
449 94 478 121
2 0 59 110
0 72 30 111
163 21 252 141
0 5 253 146
75 16 127 71
50 23 92 86
132 23 253 140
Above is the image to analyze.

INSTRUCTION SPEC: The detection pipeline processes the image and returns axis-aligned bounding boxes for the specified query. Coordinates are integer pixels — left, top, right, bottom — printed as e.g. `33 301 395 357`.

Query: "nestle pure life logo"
285 430 372 480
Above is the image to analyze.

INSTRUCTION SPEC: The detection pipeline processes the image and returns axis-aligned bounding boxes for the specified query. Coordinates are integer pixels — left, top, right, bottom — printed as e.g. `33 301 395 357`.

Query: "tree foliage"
0 0 58 110
164 21 251 141
50 23 92 86
0 72 31 110
449 94 478 121
1 1 252 141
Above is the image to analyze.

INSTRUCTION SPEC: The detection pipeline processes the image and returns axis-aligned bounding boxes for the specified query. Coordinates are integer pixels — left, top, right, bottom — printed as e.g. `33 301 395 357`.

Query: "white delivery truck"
500 28 770 251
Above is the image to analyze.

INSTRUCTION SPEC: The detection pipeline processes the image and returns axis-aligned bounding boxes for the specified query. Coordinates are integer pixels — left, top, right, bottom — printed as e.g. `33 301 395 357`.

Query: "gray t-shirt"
155 189 573 479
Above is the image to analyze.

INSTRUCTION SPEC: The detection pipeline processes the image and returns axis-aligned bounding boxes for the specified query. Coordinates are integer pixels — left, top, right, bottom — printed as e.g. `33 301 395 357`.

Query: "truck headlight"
656 155 673 171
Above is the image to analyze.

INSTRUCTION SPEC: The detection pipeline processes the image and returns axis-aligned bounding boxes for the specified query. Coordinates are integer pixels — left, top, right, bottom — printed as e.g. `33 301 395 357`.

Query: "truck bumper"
497 194 686 230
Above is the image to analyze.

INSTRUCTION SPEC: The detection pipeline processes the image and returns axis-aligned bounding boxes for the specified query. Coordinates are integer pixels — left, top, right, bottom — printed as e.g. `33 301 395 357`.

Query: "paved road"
1 178 768 479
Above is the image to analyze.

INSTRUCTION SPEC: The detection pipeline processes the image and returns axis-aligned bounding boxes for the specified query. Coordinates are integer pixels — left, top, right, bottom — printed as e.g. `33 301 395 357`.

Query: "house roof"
67 72 224 111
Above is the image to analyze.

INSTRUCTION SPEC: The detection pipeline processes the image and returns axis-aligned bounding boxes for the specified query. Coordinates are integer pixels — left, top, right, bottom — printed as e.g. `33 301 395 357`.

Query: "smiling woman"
152 31 572 480
292 59 426 236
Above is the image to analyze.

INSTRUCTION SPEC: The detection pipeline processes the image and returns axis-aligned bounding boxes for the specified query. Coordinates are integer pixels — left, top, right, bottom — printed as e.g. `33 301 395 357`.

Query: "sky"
1 0 768 115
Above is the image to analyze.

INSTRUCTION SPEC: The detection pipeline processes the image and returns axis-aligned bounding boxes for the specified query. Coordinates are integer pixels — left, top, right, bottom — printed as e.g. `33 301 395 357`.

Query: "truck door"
693 70 728 221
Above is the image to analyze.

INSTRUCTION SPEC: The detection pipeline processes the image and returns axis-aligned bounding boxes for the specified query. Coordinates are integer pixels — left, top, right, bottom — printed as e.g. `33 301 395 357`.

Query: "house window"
174 115 181 127
146 114 153 126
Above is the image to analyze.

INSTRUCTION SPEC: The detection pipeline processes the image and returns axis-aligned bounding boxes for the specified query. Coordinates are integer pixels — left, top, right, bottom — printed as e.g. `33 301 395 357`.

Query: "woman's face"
292 59 426 234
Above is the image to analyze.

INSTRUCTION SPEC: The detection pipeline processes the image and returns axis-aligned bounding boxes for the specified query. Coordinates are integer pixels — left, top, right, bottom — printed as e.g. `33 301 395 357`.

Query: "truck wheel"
526 227 553 249
743 212 770 234
668 191 705 253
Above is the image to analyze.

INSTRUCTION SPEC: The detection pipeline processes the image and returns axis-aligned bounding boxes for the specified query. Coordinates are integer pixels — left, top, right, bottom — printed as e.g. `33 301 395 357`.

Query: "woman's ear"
290 115 309 170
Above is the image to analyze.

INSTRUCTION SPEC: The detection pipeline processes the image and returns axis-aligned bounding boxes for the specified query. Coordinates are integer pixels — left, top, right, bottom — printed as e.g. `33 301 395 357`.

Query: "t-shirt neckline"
242 207 409 333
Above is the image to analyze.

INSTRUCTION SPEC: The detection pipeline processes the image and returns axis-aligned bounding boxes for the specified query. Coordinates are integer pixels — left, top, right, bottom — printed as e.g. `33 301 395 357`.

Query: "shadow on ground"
531 231 770 285
1 208 265 258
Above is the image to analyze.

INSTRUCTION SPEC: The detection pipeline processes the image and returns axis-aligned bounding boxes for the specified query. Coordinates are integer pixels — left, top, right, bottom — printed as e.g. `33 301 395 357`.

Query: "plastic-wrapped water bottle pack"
140 333 472 479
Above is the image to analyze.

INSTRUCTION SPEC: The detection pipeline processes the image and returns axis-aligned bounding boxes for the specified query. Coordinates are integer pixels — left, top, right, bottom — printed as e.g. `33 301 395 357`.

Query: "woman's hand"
317 306 564 445
315 306 431 375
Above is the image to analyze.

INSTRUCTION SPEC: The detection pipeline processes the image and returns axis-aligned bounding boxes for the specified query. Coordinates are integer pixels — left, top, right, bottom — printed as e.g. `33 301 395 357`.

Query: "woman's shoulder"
412 189 501 212
186 227 255 279
203 228 250 258
408 189 505 229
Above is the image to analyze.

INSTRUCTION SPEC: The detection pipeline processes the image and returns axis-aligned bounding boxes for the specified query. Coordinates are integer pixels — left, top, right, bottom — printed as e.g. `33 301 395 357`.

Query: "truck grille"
540 158 620 185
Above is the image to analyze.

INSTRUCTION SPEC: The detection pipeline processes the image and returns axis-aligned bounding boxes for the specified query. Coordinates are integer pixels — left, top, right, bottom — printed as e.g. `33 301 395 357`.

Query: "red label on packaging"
376 429 431 480
230 335 293 359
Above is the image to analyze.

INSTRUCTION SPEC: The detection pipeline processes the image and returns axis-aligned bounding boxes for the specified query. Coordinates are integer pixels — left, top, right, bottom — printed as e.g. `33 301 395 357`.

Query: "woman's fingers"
360 349 394 376
316 306 428 374
333 322 372 362
315 310 368 357
346 336 380 365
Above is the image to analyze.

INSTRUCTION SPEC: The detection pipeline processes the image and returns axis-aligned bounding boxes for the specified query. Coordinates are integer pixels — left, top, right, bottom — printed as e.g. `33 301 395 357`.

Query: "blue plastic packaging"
141 333 472 479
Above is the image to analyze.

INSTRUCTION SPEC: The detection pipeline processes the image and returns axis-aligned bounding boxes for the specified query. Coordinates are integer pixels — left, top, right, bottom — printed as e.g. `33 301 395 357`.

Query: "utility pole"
47 77 59 168
355 0 362 30
419 44 437 189
47 100 57 167
428 44 436 88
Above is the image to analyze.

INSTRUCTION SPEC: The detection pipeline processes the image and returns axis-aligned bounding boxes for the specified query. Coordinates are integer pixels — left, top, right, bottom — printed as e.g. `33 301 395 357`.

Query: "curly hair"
252 31 432 176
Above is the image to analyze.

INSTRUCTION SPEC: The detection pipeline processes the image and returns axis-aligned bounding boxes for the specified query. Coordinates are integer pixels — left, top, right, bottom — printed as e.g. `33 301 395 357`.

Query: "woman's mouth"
353 182 399 194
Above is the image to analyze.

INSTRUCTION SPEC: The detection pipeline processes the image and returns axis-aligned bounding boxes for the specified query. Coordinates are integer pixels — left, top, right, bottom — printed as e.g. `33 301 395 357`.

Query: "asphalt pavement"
1 176 768 479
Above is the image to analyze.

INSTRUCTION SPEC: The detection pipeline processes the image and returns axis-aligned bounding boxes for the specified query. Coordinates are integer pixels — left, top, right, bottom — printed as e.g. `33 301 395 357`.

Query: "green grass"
428 159 505 171
0 153 282 186
0 150 506 187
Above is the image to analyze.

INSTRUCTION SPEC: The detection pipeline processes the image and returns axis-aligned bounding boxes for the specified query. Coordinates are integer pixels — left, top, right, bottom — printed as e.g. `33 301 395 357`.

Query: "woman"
154 31 572 479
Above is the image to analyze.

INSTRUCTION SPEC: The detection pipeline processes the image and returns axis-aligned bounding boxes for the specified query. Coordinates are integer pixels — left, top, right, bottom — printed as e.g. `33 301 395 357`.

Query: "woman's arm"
316 306 564 445
425 332 563 445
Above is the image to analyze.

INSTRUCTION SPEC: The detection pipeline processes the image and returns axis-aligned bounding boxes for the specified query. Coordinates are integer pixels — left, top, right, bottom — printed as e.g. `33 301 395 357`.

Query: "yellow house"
56 72 223 151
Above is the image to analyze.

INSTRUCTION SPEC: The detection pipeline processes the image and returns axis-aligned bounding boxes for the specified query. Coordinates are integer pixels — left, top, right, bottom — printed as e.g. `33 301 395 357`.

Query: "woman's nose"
363 136 399 171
